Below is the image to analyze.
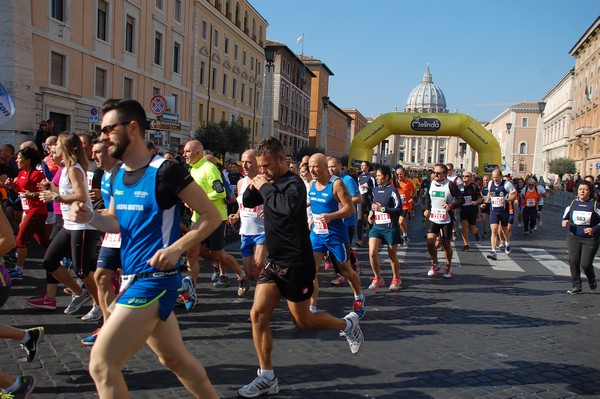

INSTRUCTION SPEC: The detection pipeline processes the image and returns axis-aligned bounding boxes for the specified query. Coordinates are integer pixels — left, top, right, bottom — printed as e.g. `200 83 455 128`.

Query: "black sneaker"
474 232 480 241
567 287 582 294
462 245 470 252
21 327 44 363
486 252 497 261
589 279 597 290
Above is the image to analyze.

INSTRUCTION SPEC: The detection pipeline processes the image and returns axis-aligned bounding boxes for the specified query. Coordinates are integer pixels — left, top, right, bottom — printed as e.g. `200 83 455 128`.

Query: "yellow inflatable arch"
348 112 502 175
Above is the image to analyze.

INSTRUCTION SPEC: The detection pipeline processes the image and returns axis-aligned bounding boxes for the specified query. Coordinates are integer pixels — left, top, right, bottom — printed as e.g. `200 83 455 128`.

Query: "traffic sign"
150 95 167 115
161 112 179 122
502 163 507 171
596 162 600 169
88 107 99 123
149 119 181 131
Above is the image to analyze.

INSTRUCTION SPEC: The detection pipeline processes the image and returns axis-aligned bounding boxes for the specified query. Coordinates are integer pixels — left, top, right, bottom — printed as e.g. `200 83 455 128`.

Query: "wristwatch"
381 207 386 212
53 194 61 202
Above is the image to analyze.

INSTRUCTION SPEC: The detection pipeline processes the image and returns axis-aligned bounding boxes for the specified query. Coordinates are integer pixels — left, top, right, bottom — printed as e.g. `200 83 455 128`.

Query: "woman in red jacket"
4 147 49 280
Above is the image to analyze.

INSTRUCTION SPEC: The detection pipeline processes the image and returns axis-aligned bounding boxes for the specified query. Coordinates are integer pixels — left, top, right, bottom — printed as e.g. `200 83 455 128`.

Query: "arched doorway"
348 112 501 175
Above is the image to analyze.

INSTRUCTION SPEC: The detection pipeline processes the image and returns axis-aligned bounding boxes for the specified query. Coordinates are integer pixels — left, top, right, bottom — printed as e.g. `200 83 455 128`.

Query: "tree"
548 157 577 182
294 145 325 163
194 117 250 159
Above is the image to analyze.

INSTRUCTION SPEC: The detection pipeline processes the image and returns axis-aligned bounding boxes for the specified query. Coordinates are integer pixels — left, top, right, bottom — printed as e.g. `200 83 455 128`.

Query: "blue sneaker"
180 276 197 311
210 266 219 282
214 275 230 288
6 375 35 398
8 266 23 281
81 328 101 346
353 296 365 319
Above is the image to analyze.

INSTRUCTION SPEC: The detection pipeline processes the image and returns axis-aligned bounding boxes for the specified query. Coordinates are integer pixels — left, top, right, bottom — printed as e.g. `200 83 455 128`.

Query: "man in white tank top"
228 149 266 291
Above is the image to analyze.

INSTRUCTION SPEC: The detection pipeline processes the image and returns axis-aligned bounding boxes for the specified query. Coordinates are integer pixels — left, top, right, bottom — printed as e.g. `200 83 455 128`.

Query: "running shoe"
355 239 363 248
8 266 23 281
567 287 582 295
81 305 102 322
590 279 597 290
237 276 250 297
529 229 534 234
340 312 363 354
462 245 469 252
353 297 365 318
21 327 44 363
324 259 333 270
214 275 230 288
64 289 91 314
504 245 511 255
81 328 101 346
482 232 487 239
524 230 528 236
517 223 522 228
180 277 197 310
487 251 497 261
4 375 35 398
428 263 441 277
403 235 410 244
442 267 452 279
533 225 538 231
350 249 360 275
498 241 505 249
389 277 401 291
538 220 543 226
368 276 385 290
474 232 480 241
26 296 57 310
238 369 279 398
330 274 346 286
210 265 220 282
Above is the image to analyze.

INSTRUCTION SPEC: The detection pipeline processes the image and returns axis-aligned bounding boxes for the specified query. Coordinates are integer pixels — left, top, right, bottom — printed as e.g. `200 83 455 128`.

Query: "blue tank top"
488 180 510 212
112 157 182 276
566 198 600 238
100 162 122 205
309 177 348 243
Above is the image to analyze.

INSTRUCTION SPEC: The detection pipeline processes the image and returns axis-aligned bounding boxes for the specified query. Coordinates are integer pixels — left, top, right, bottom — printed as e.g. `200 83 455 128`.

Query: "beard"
108 134 130 160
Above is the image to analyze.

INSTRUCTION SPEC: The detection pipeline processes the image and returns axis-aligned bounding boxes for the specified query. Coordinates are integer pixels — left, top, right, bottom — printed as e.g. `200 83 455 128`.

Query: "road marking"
473 244 524 272
521 247 570 276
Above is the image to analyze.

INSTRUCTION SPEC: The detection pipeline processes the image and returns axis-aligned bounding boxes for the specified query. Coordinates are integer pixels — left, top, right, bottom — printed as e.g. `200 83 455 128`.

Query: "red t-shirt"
14 169 48 215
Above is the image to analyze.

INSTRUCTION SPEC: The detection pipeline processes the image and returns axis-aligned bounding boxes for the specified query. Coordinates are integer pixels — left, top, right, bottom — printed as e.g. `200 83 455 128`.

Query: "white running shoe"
341 312 363 354
238 369 280 398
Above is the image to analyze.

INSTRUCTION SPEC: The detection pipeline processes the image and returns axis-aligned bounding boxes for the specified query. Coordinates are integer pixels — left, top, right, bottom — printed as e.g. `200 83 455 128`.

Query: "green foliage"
548 157 577 179
194 117 250 158
294 145 326 162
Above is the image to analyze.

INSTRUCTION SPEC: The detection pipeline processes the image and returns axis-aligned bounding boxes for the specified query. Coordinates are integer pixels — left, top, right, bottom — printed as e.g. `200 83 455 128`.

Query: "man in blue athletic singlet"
71 99 221 399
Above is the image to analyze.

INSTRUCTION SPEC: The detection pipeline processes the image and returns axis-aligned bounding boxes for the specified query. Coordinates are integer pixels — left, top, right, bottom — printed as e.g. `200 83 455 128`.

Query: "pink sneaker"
368 276 385 290
27 296 57 310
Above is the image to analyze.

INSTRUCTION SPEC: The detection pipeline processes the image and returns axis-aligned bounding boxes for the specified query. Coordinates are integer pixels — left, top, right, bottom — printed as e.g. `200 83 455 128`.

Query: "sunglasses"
463 175 472 178
433 171 445 175
101 121 131 135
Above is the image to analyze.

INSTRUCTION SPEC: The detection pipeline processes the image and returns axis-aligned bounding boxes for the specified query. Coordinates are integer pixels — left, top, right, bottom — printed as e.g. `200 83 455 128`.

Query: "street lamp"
262 46 276 144
320 96 329 149
506 122 513 173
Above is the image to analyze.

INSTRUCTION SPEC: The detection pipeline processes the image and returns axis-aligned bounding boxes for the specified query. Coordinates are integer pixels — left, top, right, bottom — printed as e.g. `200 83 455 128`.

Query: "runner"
239 138 363 398
356 161 375 248
424 164 464 278
481 169 517 260
521 178 542 235
71 99 221 399
394 166 416 245
459 171 482 251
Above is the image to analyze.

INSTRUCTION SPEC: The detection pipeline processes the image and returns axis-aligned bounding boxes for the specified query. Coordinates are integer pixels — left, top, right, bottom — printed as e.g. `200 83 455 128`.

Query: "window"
241 83 245 102
211 67 217 90
125 16 135 53
173 42 181 74
249 87 253 106
202 21 208 40
51 0 65 21
97 1 108 41
154 32 162 65
519 142 527 154
222 73 228 95
172 93 178 113
234 44 238 60
174 0 182 22
250 56 254 71
214 29 219 48
123 77 133 98
155 0 163 10
224 37 229 54
95 68 107 97
50 52 65 86
242 50 246 66
232 78 237 99
519 163 526 172
200 61 206 85
153 87 161 95
522 117 528 127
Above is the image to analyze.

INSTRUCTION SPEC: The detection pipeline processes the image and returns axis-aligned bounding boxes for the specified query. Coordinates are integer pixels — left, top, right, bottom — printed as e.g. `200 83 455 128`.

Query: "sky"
252 0 600 122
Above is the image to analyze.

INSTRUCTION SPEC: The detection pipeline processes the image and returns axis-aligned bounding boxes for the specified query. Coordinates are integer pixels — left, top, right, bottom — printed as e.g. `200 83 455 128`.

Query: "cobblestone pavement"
2 204 599 398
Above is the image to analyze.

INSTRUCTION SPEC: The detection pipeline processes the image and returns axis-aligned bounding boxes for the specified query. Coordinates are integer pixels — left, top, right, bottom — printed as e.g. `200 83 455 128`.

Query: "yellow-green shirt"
189 157 227 221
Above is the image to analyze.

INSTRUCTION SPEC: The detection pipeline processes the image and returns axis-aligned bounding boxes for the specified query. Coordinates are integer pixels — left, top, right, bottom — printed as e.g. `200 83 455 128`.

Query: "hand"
317 213 333 224
257 209 265 219
561 220 569 228
89 188 101 202
480 203 487 209
228 213 239 224
423 210 430 218
371 202 382 212
584 227 593 235
70 201 93 223
442 203 453 211
147 247 180 271
38 190 55 202
252 174 270 190
38 179 51 190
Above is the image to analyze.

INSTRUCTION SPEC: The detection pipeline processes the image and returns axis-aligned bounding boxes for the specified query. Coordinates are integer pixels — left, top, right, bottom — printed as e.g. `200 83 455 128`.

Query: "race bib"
572 210 592 226
526 199 536 207
312 214 329 234
491 196 505 208
86 171 94 191
400 194 406 204
374 211 391 225
240 205 259 218
430 207 448 223
359 184 368 195
19 195 30 211
464 195 472 206
102 232 122 248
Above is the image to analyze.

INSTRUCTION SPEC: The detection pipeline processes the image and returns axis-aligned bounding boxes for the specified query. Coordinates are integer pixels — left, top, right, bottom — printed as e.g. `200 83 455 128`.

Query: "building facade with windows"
0 0 267 152
262 40 313 156
569 16 600 176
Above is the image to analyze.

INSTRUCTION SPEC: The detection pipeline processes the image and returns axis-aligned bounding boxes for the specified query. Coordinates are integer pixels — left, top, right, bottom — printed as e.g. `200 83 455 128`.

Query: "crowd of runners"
0 98 599 398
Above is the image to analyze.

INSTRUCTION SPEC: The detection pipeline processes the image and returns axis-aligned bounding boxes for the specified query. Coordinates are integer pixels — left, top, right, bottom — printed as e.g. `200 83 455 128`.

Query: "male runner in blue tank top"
71 99 221 399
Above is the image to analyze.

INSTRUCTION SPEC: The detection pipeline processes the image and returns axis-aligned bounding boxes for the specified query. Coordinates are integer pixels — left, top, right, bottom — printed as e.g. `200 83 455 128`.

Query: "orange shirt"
397 178 416 210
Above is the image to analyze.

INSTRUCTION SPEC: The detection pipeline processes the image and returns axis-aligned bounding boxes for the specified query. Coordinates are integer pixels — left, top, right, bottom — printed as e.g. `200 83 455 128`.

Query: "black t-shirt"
120 156 194 210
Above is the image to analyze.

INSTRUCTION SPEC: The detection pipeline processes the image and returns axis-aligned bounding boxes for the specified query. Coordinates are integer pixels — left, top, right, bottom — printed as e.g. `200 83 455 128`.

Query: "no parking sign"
150 95 167 115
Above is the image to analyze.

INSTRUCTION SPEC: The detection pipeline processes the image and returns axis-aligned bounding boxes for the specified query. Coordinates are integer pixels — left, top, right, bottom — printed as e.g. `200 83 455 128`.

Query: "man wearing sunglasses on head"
423 164 464 278
459 172 483 251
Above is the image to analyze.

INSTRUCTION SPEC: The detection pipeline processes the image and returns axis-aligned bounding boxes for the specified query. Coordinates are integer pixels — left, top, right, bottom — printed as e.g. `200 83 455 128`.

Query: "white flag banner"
0 84 16 126
297 35 303 44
